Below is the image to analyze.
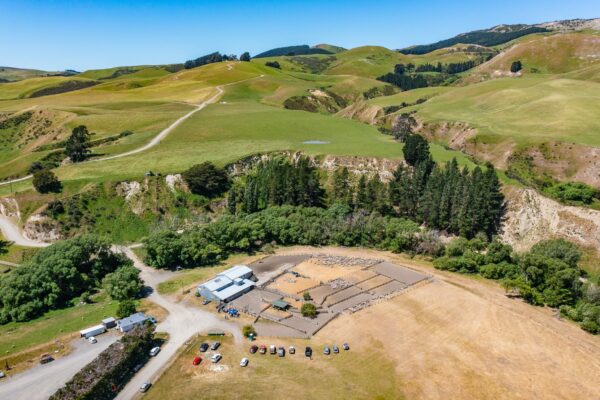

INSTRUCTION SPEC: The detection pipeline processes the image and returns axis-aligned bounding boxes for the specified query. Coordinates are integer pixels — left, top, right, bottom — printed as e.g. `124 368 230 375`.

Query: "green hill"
254 45 333 58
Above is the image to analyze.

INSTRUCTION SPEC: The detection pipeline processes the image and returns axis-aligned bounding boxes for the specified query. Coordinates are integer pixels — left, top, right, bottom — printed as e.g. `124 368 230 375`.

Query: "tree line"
377 58 489 91
183 51 251 69
227 156 323 214
143 205 427 269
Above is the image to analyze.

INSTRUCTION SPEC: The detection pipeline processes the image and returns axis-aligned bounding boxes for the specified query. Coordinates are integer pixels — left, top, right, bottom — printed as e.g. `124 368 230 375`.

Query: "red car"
259 345 267 354
249 345 258 354
192 356 202 365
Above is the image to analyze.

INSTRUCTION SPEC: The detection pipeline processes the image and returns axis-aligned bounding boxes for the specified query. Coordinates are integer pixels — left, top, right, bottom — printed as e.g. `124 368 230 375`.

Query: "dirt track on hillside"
277 246 600 400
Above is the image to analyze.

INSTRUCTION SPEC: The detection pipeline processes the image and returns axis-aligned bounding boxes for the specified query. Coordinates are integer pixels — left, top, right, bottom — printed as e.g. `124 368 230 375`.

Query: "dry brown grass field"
145 246 600 400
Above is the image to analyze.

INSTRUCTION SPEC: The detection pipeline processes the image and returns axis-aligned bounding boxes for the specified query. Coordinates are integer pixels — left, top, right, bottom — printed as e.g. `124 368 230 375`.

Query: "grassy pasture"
0 293 118 355
145 335 404 400
408 75 600 147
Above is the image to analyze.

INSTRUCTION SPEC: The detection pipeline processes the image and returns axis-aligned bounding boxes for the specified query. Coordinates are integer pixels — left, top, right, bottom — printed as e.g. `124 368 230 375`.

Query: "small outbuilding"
102 317 117 329
272 300 291 311
117 312 149 333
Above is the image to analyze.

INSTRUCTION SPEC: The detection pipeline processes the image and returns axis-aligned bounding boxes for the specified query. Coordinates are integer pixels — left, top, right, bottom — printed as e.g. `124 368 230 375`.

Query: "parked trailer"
79 324 106 338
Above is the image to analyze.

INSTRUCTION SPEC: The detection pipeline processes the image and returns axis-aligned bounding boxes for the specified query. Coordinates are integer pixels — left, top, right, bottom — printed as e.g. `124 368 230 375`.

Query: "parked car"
87 336 97 344
199 342 209 352
0 371 5 379
40 355 54 365
343 342 350 351
202 299 211 305
305 346 312 357
149 347 161 357
277 347 285 357
269 345 276 354
333 345 339 354
139 382 152 393
192 356 202 365
148 317 157 324
133 364 143 373
324 346 330 355
259 345 267 354
289 346 295 354
249 345 258 354
210 341 221 351
240 357 249 367
211 353 222 363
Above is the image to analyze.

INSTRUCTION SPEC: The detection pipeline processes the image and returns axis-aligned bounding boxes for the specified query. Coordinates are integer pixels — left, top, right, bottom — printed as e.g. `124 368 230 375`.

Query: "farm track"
0 73 264 187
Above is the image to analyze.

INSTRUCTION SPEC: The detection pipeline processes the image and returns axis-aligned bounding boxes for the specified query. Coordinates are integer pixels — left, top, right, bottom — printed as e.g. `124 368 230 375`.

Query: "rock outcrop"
501 187 600 252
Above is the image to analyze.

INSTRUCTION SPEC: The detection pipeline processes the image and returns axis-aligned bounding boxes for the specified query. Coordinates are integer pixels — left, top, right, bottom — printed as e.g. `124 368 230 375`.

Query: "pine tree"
65 125 91 162
354 175 369 210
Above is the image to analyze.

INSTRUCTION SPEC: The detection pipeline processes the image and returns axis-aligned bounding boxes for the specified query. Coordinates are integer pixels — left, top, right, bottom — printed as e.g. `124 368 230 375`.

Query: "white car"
87 336 97 344
0 371 5 378
240 357 249 367
211 353 222 363
149 346 161 357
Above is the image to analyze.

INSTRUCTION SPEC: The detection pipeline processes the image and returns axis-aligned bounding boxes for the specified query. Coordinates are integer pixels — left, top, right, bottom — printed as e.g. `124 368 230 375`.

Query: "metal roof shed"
272 300 290 310
117 312 148 333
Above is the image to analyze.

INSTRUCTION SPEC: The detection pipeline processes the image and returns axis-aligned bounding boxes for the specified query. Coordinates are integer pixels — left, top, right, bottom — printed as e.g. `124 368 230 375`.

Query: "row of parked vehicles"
249 342 350 357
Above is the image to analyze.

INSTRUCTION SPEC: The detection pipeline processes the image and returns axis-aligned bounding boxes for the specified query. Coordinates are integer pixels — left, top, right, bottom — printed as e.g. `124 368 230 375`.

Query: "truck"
79 324 106 339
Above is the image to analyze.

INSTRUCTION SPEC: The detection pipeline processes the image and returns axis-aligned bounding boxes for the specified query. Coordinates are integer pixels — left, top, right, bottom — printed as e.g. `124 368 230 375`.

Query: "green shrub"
301 303 317 318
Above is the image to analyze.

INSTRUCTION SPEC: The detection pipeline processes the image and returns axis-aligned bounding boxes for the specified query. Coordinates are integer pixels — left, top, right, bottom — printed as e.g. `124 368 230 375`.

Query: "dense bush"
116 300 137 319
182 162 230 198
0 235 130 323
143 205 423 269
265 61 281 69
33 169 62 193
102 265 143 301
546 182 597 205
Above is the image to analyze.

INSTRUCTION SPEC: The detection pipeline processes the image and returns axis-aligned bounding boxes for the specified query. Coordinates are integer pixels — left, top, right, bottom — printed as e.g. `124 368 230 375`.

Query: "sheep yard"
227 252 430 337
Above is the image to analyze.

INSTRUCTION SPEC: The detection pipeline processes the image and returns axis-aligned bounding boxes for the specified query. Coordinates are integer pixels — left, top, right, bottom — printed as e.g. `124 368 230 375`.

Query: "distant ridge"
399 25 548 55
253 45 333 58
400 18 600 55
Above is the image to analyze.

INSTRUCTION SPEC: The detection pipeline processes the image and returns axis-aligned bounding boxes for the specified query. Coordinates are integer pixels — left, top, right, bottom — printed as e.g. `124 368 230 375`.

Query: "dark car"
343 342 350 351
40 355 54 365
305 346 313 357
139 382 152 393
210 341 221 351
199 343 209 352
259 345 267 354
249 345 258 354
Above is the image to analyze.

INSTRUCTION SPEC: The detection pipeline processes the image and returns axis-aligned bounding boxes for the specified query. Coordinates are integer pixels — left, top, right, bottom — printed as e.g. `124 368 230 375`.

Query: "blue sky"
2 0 599 71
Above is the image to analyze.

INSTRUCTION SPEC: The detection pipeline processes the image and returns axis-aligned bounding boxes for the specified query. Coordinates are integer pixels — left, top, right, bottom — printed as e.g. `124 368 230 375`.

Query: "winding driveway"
0 246 242 400
114 247 242 400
